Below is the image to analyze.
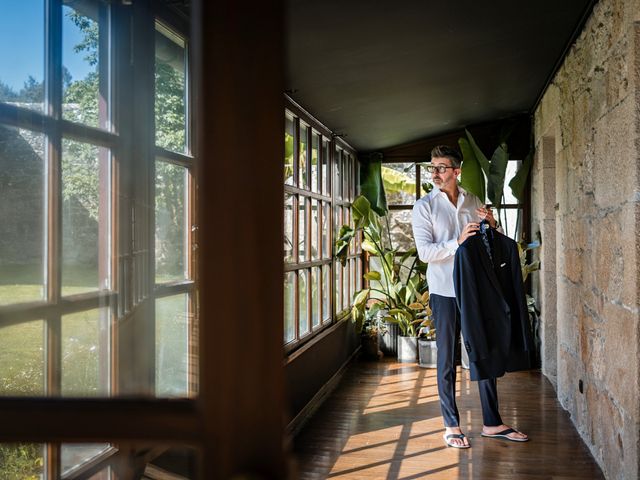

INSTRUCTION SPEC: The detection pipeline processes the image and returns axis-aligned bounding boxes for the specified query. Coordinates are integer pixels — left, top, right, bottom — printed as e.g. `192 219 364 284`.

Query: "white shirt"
411 186 484 297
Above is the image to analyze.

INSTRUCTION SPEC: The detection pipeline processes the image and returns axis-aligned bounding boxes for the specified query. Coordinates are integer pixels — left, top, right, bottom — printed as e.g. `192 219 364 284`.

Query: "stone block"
593 209 626 299
593 99 636 209
600 301 639 414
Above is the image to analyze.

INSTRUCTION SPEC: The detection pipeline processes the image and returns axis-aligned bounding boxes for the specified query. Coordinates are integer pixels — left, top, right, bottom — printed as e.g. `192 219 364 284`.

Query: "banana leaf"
458 136 486 202
487 143 509 207
360 153 388 216
509 149 534 202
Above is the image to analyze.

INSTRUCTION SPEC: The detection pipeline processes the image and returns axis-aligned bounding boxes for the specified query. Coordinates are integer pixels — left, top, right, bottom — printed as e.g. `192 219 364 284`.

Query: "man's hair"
430 145 462 168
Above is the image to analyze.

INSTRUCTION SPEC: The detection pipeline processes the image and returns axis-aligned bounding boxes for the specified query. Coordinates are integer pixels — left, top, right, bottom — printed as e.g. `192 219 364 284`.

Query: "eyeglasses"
424 164 457 174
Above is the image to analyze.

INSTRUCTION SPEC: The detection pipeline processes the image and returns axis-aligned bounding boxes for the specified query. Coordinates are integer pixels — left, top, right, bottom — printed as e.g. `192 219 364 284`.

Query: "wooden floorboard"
292 358 604 479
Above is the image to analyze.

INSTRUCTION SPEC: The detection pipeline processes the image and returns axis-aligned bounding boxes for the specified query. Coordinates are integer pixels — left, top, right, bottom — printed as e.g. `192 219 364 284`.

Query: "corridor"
293 358 604 479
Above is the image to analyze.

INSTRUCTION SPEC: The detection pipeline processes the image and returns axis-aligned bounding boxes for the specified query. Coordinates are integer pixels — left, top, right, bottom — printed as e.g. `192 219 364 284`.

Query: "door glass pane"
503 160 522 204
0 1 45 112
299 124 308 189
155 22 187 153
284 193 294 262
383 163 416 205
380 209 414 252
311 267 320 328
343 261 350 311
62 0 109 129
0 444 44 479
62 140 110 296
0 320 44 396
284 271 295 343
156 161 187 283
298 270 308 336
0 126 45 305
322 264 330 323
284 114 294 185
156 294 190 397
61 443 110 477
334 259 341 314
62 308 110 397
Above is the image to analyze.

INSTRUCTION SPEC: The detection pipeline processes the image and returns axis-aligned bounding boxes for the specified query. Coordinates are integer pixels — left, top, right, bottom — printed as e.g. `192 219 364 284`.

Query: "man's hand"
458 222 479 245
476 205 497 228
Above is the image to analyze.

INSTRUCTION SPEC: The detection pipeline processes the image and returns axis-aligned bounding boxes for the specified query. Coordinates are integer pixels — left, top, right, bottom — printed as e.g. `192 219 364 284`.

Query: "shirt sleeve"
411 200 459 263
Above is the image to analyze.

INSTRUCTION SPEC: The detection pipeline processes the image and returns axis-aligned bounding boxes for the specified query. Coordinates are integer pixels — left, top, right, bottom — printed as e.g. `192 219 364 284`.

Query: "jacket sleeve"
509 241 534 351
412 200 459 263
453 244 489 361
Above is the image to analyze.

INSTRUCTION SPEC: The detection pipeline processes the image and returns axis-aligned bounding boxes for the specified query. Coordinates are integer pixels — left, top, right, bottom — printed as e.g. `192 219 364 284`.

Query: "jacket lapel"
475 234 505 298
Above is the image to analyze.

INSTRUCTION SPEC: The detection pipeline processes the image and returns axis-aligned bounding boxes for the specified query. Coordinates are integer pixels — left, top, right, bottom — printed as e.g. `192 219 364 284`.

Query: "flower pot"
418 338 437 368
361 334 382 360
397 336 418 363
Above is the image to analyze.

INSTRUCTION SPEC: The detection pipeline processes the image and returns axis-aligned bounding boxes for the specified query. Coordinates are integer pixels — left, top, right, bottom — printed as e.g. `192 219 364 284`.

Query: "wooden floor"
293 358 604 479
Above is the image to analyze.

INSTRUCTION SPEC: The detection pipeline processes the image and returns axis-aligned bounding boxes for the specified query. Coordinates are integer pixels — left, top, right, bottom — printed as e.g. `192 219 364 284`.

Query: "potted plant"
359 303 388 360
336 195 431 363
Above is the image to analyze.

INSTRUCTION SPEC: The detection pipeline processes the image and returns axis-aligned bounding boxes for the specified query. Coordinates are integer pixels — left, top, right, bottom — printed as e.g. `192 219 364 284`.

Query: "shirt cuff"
446 239 459 253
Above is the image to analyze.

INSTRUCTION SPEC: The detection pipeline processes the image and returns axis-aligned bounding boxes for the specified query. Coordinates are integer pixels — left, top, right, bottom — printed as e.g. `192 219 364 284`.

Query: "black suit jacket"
453 229 533 381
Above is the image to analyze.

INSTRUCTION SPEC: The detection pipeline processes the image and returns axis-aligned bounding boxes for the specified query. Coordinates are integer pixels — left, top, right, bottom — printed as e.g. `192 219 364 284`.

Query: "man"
411 145 528 448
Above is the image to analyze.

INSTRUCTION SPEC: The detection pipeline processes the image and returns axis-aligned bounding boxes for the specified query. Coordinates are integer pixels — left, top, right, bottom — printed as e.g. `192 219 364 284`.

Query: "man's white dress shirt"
411 186 484 298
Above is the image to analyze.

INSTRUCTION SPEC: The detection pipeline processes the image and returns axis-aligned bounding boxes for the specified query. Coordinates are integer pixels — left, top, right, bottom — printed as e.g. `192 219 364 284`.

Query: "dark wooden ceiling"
285 0 596 151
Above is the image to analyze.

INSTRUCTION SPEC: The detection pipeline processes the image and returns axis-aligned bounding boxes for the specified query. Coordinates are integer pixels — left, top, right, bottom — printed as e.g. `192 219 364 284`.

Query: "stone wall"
532 0 640 478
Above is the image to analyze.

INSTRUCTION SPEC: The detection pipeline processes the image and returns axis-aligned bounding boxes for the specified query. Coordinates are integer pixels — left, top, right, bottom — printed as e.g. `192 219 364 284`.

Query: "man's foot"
481 424 529 442
443 427 470 448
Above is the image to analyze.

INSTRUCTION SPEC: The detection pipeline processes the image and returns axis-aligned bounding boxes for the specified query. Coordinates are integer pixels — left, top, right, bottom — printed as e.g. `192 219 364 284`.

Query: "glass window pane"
0 126 45 305
342 261 349 311
0 1 45 112
383 163 416 205
62 308 110 397
501 207 522 241
311 267 320 328
155 161 187 283
155 22 187 153
156 294 191 397
310 199 319 261
284 271 295 343
0 320 44 396
343 154 351 201
419 164 435 197
62 140 110 296
322 264 331 323
335 148 342 199
334 260 341 314
298 270 308 336
62 0 109 129
284 115 294 185
503 160 522 204
381 209 414 252
322 138 330 196
0 444 44 479
356 258 362 292
299 124 308 189
311 132 319 193
61 444 110 477
284 193 294 263
298 196 307 261
321 202 330 259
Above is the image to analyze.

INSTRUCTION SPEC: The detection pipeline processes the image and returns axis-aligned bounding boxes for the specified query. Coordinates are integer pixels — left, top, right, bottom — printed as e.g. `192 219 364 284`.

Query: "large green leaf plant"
335 195 432 337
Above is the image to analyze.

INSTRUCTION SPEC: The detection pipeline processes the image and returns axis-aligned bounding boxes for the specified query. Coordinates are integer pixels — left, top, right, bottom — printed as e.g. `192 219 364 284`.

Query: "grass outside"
0 266 190 474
